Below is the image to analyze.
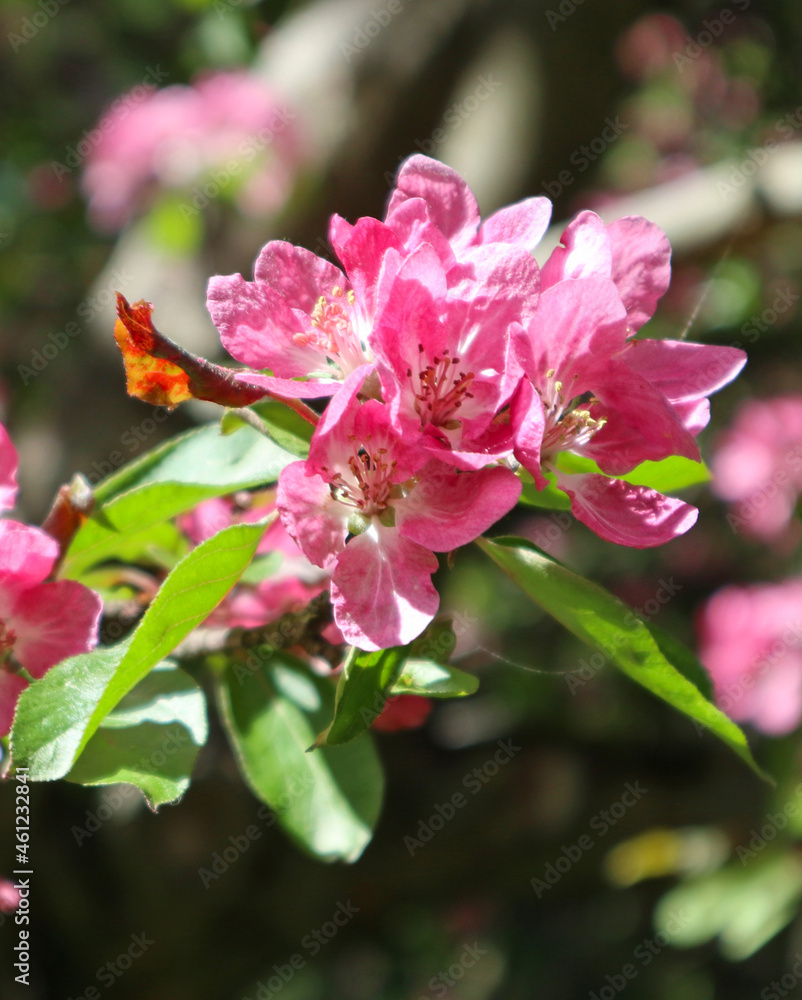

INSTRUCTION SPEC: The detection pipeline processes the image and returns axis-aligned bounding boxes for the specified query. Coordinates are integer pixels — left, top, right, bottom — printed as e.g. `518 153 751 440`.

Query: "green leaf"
250 399 314 458
315 646 409 747
92 420 296 505
216 653 384 862
391 659 479 698
517 470 572 511
63 421 294 577
12 519 269 781
555 452 710 494
654 852 802 960
477 535 768 780
66 663 208 809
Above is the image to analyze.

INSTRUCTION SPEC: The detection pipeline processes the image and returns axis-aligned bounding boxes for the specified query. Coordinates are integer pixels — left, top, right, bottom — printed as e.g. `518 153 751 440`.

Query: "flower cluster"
206 155 745 650
83 70 302 231
0 423 102 735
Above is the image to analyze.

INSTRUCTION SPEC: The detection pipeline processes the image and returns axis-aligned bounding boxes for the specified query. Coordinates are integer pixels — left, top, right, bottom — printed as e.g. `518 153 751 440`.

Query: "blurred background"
2 0 802 997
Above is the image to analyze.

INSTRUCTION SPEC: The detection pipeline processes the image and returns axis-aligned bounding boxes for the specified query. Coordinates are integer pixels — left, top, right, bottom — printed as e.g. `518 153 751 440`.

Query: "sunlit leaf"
477 535 767 780
217 653 384 862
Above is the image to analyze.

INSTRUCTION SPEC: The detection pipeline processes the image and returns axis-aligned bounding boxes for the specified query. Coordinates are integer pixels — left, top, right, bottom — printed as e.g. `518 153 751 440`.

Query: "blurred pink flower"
698 579 802 735
0 878 20 913
83 71 302 231
712 396 802 544
0 422 102 736
178 492 327 631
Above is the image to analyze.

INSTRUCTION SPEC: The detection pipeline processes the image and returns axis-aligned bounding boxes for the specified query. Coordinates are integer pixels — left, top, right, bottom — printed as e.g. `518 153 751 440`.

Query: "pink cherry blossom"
369 242 540 469
207 230 390 398
510 212 745 547
384 154 553 263
0 878 20 913
277 371 521 650
178 492 328 631
83 71 302 231
711 396 802 544
0 423 102 736
698 579 802 735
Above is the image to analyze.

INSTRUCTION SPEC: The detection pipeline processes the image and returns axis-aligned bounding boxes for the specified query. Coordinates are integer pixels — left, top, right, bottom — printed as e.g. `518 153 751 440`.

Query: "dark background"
2 0 802 997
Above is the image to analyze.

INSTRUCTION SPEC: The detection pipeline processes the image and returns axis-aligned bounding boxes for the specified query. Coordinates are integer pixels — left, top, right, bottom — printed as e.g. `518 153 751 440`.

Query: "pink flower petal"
11 580 102 678
332 216 403 317
396 463 521 551
606 216 672 332
540 211 612 289
511 380 547 487
276 461 347 569
526 277 628 390
0 423 18 513
0 669 28 738
479 196 552 251
381 197 457 270
386 155 480 250
207 273 320 377
557 473 698 547
330 526 439 651
0 521 57 589
622 339 747 402
253 240 346 311
582 360 701 475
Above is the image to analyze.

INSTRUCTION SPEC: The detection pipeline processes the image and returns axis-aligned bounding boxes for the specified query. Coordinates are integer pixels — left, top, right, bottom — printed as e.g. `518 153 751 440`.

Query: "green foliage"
519 454 710 510
66 663 208 809
12 519 268 780
315 646 409 748
477 535 767 780
216 653 384 863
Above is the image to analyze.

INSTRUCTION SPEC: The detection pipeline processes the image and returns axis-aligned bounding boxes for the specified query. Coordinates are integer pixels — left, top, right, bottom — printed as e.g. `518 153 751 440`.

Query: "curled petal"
557 472 698 547
540 211 612 288
622 339 747 402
